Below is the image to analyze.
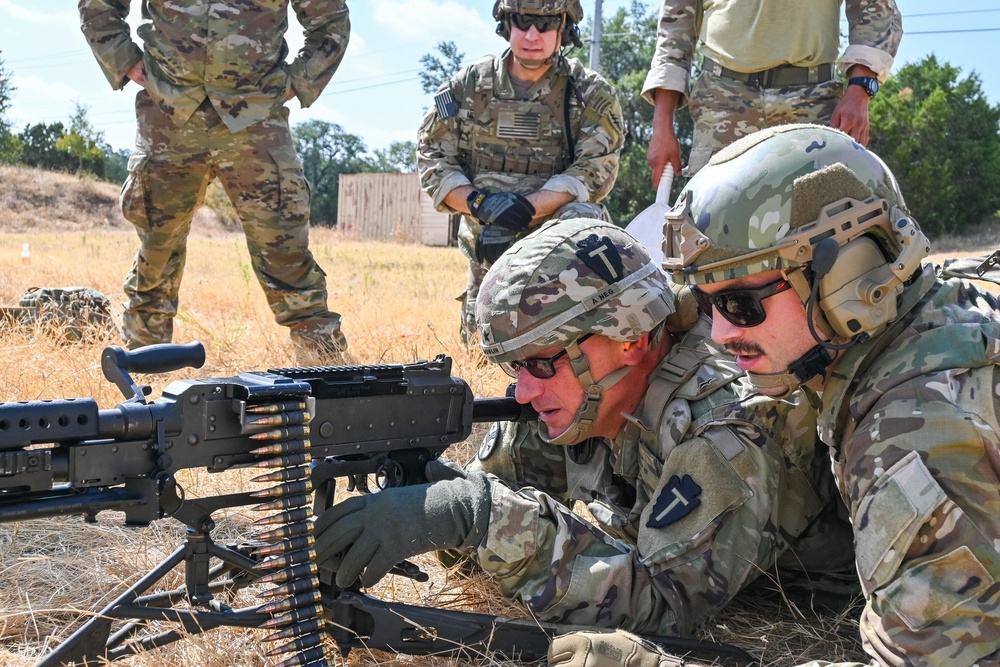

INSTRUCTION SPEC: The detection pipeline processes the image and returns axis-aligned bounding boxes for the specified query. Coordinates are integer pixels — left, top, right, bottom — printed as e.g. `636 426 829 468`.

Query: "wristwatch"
848 76 879 98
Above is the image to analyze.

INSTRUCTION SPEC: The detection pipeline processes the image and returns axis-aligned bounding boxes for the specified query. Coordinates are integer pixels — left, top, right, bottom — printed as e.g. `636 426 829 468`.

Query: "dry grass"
0 165 996 667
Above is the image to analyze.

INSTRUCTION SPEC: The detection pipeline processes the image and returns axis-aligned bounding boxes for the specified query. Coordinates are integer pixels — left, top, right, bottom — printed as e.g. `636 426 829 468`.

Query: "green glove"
314 466 491 587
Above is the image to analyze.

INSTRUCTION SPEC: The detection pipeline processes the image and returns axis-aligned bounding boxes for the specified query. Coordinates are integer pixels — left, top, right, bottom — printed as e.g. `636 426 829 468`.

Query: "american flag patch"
434 90 458 119
497 111 540 140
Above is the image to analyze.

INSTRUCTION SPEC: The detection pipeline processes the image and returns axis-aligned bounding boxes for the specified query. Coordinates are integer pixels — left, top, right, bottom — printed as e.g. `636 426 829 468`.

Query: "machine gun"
0 343 753 667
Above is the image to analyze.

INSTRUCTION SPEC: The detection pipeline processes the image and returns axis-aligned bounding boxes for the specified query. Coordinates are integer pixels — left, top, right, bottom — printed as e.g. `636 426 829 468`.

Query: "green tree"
368 140 417 172
569 1 692 226
55 103 106 177
869 55 1000 237
18 122 77 172
419 41 465 94
0 51 22 164
292 120 370 225
102 144 130 184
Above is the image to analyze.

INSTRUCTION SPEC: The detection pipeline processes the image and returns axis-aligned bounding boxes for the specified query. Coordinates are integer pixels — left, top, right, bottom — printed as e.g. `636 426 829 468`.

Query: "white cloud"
0 0 76 25
370 0 492 42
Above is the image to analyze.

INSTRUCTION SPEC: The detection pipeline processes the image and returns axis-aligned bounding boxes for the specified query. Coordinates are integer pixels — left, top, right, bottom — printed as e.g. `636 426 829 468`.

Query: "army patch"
576 234 624 284
647 474 702 528
497 111 540 140
434 90 459 119
478 422 501 461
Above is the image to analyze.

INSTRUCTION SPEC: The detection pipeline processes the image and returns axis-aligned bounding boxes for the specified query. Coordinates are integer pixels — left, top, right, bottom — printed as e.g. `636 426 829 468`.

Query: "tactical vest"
456 56 579 185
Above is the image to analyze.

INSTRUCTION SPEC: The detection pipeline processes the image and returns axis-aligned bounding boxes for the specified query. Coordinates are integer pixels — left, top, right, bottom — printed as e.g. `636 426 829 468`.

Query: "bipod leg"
35 543 188 666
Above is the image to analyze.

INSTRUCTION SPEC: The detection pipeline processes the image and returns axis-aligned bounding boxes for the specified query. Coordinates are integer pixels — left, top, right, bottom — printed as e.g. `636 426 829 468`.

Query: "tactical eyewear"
691 277 794 328
500 333 593 379
509 13 563 33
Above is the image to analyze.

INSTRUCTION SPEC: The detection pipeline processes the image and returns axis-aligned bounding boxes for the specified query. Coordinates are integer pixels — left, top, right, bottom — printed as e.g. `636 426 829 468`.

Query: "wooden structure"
337 173 452 246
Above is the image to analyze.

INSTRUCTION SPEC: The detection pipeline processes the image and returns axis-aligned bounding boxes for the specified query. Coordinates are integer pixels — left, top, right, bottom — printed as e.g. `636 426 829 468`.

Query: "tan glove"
548 631 670 667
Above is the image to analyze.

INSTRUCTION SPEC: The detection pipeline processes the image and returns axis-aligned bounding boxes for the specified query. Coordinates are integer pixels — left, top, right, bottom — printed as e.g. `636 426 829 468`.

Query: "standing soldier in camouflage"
313 218 843 638
79 0 351 364
554 124 1000 666
642 0 901 184
417 0 625 347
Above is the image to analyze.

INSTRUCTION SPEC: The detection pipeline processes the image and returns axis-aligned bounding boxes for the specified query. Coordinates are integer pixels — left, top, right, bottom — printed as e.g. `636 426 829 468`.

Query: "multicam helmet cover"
663 124 922 287
493 0 584 23
477 218 674 364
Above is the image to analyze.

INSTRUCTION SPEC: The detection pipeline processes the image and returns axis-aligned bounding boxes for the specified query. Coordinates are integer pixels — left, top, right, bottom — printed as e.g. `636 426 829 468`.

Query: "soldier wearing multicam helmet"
79 0 351 364
417 0 625 347
559 124 1000 667
312 218 841 639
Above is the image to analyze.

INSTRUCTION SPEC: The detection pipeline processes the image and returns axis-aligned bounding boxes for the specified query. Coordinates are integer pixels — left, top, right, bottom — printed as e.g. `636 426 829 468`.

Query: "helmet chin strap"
746 345 834 399
537 338 633 445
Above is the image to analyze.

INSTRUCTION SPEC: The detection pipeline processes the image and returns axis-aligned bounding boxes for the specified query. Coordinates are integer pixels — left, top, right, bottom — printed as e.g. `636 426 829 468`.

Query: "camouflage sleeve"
840 0 901 83
819 366 1000 667
417 72 474 211
474 394 828 637
78 0 143 90
288 0 351 107
544 72 624 203
640 0 698 106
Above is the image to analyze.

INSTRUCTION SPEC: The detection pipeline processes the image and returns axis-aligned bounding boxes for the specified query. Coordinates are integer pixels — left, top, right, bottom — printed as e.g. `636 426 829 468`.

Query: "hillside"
0 164 229 234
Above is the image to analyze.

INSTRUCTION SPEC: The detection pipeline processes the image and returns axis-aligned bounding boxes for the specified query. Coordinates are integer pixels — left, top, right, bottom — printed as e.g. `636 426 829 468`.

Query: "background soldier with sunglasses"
554 125 1000 666
314 218 841 639
417 0 625 347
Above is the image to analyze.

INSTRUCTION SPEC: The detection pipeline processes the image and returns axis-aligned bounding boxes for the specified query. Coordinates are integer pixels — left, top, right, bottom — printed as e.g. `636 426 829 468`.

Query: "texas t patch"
647 474 702 527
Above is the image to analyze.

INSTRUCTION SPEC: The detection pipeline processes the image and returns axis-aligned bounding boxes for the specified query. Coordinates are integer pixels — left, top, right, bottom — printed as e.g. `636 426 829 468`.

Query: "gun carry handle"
102 342 207 402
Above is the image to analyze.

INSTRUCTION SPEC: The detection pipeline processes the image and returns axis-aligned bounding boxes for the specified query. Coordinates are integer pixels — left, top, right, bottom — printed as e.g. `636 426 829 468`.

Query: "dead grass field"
0 164 996 667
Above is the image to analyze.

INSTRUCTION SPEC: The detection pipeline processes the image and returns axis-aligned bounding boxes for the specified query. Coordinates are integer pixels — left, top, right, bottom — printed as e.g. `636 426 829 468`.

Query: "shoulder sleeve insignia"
646 474 702 528
434 90 459 119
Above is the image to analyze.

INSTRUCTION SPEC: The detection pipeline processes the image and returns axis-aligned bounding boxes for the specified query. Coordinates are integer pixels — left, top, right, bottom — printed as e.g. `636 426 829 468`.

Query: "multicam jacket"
79 0 350 132
469 318 831 636
795 265 1000 667
417 50 624 259
640 0 901 105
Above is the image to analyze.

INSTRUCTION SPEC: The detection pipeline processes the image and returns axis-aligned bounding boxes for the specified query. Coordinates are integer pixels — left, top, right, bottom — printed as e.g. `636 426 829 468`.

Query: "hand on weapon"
467 190 535 229
314 461 492 587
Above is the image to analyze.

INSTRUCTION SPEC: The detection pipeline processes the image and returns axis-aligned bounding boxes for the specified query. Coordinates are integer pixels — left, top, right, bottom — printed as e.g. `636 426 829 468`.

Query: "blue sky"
2 0 998 154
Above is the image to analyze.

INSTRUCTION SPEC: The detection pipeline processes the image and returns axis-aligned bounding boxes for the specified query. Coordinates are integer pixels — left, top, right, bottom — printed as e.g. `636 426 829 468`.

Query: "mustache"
725 340 765 357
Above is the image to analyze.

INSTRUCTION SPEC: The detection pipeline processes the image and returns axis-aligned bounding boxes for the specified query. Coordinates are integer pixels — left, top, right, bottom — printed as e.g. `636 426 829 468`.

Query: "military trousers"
686 69 842 175
457 201 610 348
120 92 345 359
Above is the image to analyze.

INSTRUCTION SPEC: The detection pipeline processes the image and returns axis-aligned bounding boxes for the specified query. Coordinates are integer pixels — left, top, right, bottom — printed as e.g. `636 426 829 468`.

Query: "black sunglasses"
509 13 563 33
691 277 794 328
500 333 593 379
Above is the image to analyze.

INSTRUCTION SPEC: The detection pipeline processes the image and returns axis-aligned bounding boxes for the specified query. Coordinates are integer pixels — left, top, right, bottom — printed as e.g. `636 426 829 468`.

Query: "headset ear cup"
496 19 510 40
817 237 899 340
565 23 582 48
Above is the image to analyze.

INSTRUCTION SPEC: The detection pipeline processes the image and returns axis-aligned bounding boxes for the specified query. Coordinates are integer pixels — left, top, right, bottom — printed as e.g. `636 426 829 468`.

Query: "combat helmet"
493 0 584 49
663 124 930 396
477 218 674 444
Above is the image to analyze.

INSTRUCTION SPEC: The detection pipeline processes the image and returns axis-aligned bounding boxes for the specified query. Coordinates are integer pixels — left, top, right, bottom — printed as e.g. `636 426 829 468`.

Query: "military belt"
702 57 835 89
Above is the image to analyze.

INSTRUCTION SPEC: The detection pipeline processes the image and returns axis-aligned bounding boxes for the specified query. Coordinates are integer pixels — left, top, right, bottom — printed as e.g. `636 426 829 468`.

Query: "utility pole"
589 0 603 70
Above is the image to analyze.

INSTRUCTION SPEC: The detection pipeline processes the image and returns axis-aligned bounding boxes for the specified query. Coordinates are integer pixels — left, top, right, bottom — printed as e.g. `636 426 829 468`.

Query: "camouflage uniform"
640 0 901 174
469 318 832 636
79 0 350 359
417 52 625 344
660 125 1000 666
471 217 835 636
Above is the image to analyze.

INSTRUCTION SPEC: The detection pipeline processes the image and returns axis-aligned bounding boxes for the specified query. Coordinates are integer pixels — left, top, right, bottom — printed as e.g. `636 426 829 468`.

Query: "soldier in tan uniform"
552 125 1000 666
417 0 625 346
79 0 351 363
642 0 902 183
313 219 841 639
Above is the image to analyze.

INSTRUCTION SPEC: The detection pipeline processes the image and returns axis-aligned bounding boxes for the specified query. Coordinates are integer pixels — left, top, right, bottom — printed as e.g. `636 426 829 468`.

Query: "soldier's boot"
121 310 173 349
289 318 350 367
